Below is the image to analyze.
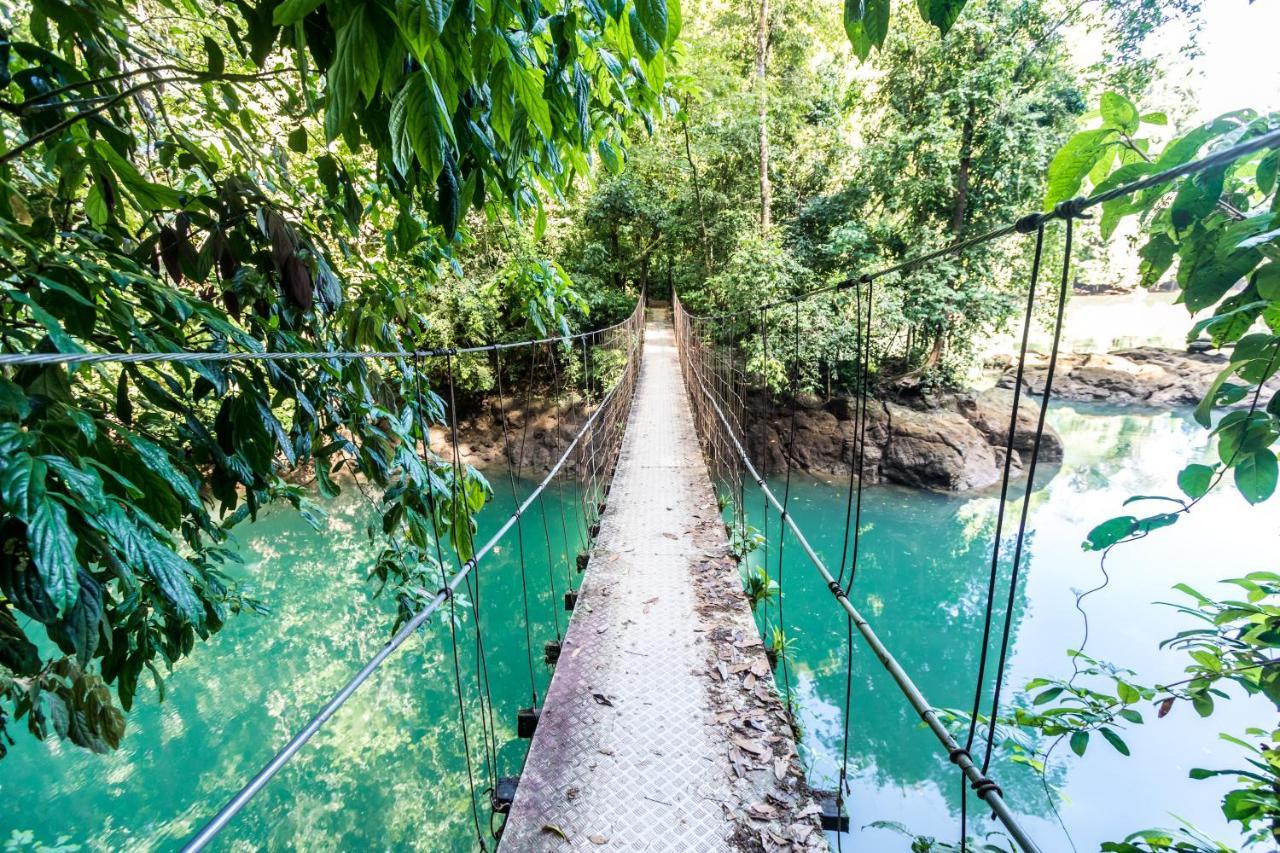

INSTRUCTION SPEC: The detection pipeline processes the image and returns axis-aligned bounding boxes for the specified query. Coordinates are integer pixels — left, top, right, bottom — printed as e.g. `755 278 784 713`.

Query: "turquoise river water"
2 403 1276 851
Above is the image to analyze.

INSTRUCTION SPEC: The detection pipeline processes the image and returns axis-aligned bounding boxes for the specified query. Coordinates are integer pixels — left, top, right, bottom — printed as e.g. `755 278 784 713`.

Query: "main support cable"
673 295 1041 853
180 299 644 853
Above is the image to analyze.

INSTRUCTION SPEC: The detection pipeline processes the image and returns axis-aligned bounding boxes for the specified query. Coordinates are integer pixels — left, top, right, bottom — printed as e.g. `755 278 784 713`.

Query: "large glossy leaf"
1100 91 1139 135
27 496 79 616
915 0 966 36
123 432 201 511
1 453 47 519
844 0 890 61
633 0 668 45
390 72 444 180
1235 449 1278 504
49 570 103 664
272 0 325 26
0 604 41 675
1043 128 1115 208
511 62 553 139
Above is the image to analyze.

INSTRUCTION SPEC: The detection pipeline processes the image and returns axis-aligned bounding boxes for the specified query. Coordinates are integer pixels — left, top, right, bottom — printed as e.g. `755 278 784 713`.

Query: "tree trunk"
756 0 771 234
919 98 977 373
682 112 714 274
950 100 976 235
609 225 622 291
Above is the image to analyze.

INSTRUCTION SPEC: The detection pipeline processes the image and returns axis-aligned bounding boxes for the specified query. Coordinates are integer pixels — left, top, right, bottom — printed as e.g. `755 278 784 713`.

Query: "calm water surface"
3 404 1276 851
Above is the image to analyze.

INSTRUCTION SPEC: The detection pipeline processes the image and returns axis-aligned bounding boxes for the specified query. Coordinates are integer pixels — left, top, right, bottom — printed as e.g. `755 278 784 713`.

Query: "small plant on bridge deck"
740 564 777 612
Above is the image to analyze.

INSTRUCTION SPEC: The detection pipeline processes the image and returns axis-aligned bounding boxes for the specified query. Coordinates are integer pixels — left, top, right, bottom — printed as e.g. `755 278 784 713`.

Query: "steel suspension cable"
773 301 802 711
444 356 500 800
959 225 1047 845
982 219 1076 773
493 351 539 709
422 355 488 850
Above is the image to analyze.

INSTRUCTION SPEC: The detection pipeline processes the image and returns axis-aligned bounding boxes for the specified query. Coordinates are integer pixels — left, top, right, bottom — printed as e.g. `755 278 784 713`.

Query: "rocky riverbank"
995 346 1280 407
426 394 600 474
745 388 1063 493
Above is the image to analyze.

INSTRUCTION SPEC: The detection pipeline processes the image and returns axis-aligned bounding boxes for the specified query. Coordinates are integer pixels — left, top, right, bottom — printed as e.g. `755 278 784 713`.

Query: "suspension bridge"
5 127 1278 852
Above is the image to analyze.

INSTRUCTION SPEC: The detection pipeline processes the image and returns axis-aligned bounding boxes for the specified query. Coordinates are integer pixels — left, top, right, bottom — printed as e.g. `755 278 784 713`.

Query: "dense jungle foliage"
2 0 1279 850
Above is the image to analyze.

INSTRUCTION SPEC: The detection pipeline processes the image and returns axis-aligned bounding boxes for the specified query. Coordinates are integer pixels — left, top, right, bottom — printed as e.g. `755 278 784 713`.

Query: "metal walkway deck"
500 311 825 852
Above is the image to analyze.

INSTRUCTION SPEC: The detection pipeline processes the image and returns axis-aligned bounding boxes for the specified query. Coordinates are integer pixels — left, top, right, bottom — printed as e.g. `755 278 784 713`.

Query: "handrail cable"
673 293 1041 853
0 305 639 367
180 298 644 853
682 123 1280 323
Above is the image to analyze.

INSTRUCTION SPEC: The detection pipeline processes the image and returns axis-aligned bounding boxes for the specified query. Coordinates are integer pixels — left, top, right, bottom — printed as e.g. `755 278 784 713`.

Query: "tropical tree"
0 0 673 759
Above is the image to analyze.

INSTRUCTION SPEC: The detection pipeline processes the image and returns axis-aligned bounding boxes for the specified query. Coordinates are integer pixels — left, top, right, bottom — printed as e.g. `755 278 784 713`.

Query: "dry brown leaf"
774 756 788 781
592 693 614 707
541 824 569 840
589 834 609 845
733 736 766 756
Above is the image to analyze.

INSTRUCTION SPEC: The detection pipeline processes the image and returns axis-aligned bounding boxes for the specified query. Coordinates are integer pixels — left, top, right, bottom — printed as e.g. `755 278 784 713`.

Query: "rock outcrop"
747 387 1063 493
996 346 1280 408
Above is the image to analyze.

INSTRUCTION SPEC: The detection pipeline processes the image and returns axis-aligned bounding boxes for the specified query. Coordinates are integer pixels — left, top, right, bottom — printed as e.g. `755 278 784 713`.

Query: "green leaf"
1116 682 1140 704
332 6 382 106
1177 463 1215 499
915 0 966 35
85 179 109 226
1234 449 1278 505
1139 111 1168 126
1082 515 1137 551
395 0 452 58
1069 730 1089 757
844 0 891 60
1099 92 1139 135
123 432 202 511
633 0 668 45
203 36 225 76
273 0 325 26
1190 690 1214 717
1 454 48 519
28 497 79 617
1137 233 1177 288
389 71 450 181
49 571 103 664
91 141 182 210
1255 262 1280 300
628 9 660 63
1033 686 1063 705
1044 128 1115 209
287 128 308 154
511 62 552 139
1099 727 1130 756
665 0 682 47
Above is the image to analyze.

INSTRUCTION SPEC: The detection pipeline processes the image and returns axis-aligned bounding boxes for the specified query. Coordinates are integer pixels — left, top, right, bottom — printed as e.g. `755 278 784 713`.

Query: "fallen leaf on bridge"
591 693 614 707
541 824 569 841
